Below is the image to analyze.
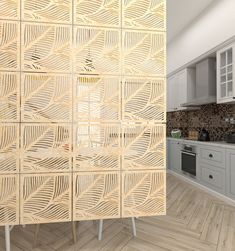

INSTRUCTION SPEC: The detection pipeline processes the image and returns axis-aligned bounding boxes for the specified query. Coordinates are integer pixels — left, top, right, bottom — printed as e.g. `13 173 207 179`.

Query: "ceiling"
167 0 216 43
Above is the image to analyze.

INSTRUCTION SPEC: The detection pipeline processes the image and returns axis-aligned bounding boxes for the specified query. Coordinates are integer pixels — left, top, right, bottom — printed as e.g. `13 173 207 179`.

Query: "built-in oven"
181 145 197 177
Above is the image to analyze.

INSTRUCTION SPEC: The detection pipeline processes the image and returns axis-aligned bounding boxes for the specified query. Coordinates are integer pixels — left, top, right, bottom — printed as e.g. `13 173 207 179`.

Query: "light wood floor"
1 173 235 251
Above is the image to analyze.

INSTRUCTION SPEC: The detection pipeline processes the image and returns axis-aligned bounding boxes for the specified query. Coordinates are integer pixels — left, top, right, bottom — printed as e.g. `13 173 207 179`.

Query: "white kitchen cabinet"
167 68 196 112
226 149 235 200
167 75 178 112
217 42 235 103
168 139 181 172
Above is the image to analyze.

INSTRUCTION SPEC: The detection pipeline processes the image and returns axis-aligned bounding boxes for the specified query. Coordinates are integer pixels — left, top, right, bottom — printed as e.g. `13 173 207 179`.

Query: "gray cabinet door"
226 149 235 200
169 141 181 172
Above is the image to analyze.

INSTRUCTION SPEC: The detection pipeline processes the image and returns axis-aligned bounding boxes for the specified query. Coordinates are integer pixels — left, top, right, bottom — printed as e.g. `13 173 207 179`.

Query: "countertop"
167 137 235 149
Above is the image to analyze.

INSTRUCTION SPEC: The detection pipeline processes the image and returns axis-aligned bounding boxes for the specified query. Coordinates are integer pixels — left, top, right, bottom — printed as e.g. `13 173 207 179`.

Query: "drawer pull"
209 175 213 179
209 154 213 158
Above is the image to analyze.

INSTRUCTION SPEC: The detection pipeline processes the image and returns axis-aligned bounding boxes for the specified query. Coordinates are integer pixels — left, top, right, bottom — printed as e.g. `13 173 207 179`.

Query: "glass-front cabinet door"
217 43 235 103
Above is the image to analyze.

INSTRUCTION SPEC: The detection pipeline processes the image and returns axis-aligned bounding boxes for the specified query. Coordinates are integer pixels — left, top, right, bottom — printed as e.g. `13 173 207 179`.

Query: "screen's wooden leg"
5 225 11 251
33 224 40 247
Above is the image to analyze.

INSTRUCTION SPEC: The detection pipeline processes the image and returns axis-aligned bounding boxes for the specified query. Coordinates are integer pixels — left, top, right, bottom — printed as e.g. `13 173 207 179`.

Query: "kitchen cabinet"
168 139 181 172
217 42 235 103
167 68 196 112
226 149 235 200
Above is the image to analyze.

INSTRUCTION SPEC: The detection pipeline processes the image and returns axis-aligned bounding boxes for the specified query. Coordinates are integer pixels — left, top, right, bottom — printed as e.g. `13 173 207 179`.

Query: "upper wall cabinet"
167 68 196 112
217 42 235 103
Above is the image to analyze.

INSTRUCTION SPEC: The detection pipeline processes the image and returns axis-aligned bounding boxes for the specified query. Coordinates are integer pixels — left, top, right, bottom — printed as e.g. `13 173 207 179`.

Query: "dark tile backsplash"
167 104 235 141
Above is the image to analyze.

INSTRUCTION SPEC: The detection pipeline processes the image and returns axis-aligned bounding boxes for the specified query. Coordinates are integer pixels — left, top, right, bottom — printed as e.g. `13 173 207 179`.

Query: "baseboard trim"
167 169 235 207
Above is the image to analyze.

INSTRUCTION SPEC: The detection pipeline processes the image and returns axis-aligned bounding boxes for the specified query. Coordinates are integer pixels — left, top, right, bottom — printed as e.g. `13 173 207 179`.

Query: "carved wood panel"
22 23 72 73
74 123 120 171
0 124 19 174
122 77 165 122
122 170 165 217
0 72 20 122
73 172 120 220
74 75 120 122
0 0 20 20
22 0 72 24
0 175 19 226
21 124 72 173
122 124 165 170
74 0 120 28
74 27 120 74
122 0 166 31
123 30 165 76
21 73 72 122
0 21 19 70
21 173 71 224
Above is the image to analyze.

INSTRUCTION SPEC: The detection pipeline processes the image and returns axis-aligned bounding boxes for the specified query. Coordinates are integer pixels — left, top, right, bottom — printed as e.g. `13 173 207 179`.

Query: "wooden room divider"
0 0 166 227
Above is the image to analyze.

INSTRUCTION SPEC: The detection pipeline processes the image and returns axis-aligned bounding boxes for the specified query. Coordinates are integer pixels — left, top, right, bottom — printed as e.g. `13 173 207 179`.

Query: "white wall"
167 0 235 75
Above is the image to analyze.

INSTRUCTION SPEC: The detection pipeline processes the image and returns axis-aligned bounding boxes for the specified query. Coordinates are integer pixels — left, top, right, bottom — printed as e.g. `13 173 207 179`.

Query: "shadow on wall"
167 103 235 141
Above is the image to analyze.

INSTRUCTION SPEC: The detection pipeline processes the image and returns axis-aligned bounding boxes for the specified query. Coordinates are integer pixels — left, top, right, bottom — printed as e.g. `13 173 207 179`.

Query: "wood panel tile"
21 73 72 122
20 173 71 224
0 21 19 70
74 27 120 74
73 172 120 220
122 170 166 217
122 124 165 170
74 0 120 28
123 30 165 76
22 0 72 24
0 174 19 226
22 23 72 73
0 0 20 20
73 123 120 171
122 77 165 122
74 75 120 122
21 124 72 173
0 123 19 174
0 72 20 122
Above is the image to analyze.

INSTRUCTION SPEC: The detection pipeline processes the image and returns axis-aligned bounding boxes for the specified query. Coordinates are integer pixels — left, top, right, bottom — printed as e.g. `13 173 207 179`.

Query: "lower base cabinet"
226 149 235 200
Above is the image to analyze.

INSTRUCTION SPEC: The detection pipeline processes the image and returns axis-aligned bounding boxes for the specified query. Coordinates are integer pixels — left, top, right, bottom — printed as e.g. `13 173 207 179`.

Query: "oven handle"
181 151 196 157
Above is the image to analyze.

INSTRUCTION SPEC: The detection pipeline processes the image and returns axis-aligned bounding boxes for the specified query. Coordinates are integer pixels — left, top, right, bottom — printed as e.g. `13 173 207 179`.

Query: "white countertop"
167 137 235 149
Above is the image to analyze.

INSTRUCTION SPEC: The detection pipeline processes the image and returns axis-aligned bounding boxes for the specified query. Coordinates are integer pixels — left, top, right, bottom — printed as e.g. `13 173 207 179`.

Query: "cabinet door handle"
209 154 213 158
209 175 213 179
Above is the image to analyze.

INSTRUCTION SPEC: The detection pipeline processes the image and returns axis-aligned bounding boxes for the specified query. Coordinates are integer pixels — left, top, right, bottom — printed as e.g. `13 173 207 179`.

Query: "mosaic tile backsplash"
167 104 235 141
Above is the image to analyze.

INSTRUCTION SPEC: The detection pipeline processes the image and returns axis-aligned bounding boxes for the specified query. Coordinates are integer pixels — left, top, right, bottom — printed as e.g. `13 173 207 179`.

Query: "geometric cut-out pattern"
22 23 71 73
0 175 19 226
0 21 19 70
74 124 120 171
74 75 120 122
0 72 19 122
123 0 166 31
73 172 120 220
21 173 71 224
21 73 72 122
21 124 71 173
0 124 19 174
123 77 165 122
74 27 120 74
22 0 72 23
123 125 165 170
123 31 165 76
74 0 120 27
122 170 165 217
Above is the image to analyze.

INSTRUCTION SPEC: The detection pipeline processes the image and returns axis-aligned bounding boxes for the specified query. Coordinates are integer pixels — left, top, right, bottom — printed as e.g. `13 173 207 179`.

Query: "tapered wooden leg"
34 224 40 247
72 221 77 244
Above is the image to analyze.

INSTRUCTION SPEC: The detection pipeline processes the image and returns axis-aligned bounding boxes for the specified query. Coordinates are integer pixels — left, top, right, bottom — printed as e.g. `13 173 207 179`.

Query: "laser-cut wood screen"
0 0 166 226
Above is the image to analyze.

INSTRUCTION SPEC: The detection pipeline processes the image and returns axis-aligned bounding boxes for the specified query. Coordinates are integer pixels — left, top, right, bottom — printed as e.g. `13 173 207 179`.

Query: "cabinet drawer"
200 164 225 194
200 147 225 168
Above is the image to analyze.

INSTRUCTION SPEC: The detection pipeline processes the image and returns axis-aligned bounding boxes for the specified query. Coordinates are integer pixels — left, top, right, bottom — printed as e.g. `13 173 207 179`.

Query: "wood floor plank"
0 174 235 251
